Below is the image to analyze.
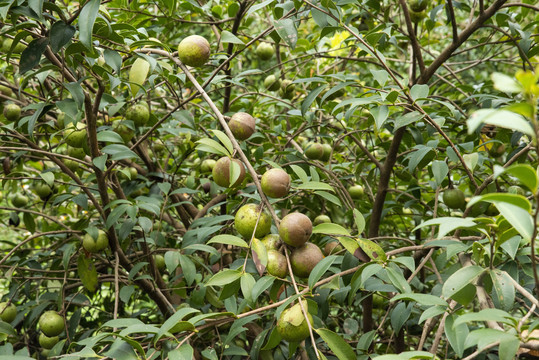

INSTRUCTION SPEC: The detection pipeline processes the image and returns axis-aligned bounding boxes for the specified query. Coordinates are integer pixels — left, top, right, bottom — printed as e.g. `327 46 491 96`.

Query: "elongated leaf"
353 209 365 235
467 109 534 138
414 217 477 239
445 315 468 357
301 85 326 115
373 351 437 360
251 237 267 276
308 255 337 289
296 181 335 192
490 270 515 311
196 138 230 156
312 223 350 236
410 84 429 101
20 38 49 74
468 193 531 212
358 238 386 262
79 0 100 49
77 254 98 292
315 328 355 360
206 269 242 287
220 30 244 44
391 293 448 307
274 18 297 48
208 235 249 248
50 21 76 52
211 129 234 156
453 308 514 327
442 266 484 299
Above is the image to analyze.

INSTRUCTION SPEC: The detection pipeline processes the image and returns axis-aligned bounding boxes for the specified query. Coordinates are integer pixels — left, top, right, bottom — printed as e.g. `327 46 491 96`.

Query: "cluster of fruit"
0 302 64 354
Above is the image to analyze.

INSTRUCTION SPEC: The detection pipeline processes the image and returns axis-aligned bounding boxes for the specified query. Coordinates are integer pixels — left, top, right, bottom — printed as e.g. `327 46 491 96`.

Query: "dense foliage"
0 0 538 359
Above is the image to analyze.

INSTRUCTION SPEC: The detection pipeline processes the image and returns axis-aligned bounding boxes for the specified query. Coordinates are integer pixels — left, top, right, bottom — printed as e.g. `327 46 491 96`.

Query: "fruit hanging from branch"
177 35 210 67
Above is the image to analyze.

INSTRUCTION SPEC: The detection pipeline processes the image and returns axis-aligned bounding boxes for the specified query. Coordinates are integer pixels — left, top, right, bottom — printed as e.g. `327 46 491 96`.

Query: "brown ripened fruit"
266 250 287 278
234 203 272 239
442 188 465 210
177 35 211 67
212 157 246 188
279 213 312 247
3 103 21 122
304 142 323 160
324 241 343 256
277 301 313 342
261 233 281 250
0 302 16 322
39 311 64 337
229 112 256 140
261 168 290 198
290 242 324 278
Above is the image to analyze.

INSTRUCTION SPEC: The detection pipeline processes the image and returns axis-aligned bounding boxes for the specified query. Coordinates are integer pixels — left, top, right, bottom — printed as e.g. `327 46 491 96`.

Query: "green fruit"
177 35 211 67
324 241 342 256
0 85 13 98
279 212 312 247
10 193 28 208
408 0 428 12
82 230 109 253
39 333 59 350
256 42 275 60
443 189 465 210
469 201 489 217
3 103 21 122
212 156 246 188
56 113 65 129
63 159 79 172
234 203 272 239
129 57 150 97
39 311 64 337
290 242 324 278
277 301 313 343
126 104 150 127
64 122 87 148
33 182 53 199
260 233 281 250
485 203 499 216
113 121 135 143
348 184 364 199
489 142 505 157
266 250 287 278
280 79 295 100
154 254 166 271
0 302 16 322
67 146 86 160
229 112 256 140
320 144 332 162
200 159 217 173
264 75 281 91
261 168 290 198
409 10 425 22
508 185 525 196
372 293 385 309
304 142 323 160
313 215 331 226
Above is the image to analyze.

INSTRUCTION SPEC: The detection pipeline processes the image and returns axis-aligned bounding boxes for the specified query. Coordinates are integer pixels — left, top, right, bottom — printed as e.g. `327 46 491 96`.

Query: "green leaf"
371 105 389 129
414 217 477 239
312 223 350 236
468 193 531 212
431 160 448 187
274 18 297 49
78 0 100 50
211 129 234 156
206 269 242 287
220 30 244 44
169 344 194 360
494 163 538 192
410 84 429 102
385 266 411 293
20 38 49 74
155 307 200 343
102 144 139 161
301 85 326 115
454 308 514 328
391 293 448 307
241 273 255 302
179 254 196 286
77 254 98 292
499 336 520 360
296 181 335 192
358 238 386 262
442 265 484 299
337 236 359 255
207 234 249 248
467 109 534 138
394 111 424 130
97 130 124 143
315 191 342 206
445 315 468 357
497 202 533 241
315 328 356 360
251 237 268 276
308 255 337 289
491 72 521 93
490 270 515 311
196 138 230 157
372 352 436 360
50 21 75 52
352 209 365 235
